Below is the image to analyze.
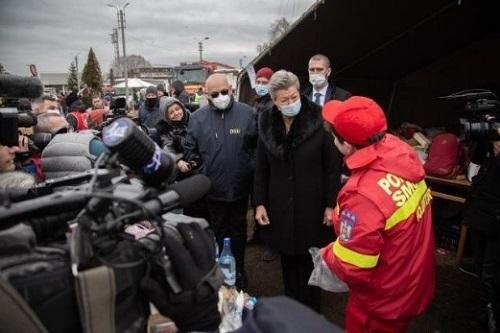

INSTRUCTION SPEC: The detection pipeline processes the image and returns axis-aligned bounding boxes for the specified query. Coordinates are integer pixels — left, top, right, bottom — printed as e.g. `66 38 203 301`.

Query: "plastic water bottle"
219 237 236 286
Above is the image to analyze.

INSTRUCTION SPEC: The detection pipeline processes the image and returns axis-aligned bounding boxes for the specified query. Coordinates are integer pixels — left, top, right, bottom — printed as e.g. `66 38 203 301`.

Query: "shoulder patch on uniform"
339 210 357 241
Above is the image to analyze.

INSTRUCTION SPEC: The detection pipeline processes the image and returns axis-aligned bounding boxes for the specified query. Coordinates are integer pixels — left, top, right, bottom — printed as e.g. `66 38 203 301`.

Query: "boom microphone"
0 74 44 99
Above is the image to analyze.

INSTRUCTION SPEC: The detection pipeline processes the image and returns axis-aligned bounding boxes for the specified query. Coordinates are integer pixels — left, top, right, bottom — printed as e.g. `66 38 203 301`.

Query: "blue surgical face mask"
255 84 269 97
279 99 301 117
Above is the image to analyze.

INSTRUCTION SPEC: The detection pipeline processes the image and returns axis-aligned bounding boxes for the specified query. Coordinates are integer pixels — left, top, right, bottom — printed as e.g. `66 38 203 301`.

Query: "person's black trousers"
207 197 248 275
471 228 500 327
280 252 321 312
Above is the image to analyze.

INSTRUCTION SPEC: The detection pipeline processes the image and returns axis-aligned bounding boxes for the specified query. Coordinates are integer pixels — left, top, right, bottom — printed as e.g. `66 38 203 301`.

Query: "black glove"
140 222 222 332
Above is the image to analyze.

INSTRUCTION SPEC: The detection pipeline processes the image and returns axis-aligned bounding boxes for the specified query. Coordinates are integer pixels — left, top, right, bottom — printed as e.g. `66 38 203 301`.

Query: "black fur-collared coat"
253 96 341 255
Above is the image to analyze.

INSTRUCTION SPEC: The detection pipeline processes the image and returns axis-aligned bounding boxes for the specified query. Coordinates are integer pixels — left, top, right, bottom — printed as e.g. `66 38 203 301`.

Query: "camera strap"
74 266 116 333
0 277 48 333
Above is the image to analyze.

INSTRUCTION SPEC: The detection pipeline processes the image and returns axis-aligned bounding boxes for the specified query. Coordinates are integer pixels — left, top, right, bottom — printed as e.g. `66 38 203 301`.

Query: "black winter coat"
463 152 500 234
253 96 341 255
254 94 273 114
155 110 190 157
184 98 258 202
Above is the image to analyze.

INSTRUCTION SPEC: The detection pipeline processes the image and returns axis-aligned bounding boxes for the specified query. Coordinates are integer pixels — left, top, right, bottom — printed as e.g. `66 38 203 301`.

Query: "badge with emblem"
339 210 357 241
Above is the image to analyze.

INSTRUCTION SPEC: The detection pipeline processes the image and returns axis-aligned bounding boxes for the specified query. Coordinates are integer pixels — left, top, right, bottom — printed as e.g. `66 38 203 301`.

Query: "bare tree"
256 17 290 53
269 17 290 41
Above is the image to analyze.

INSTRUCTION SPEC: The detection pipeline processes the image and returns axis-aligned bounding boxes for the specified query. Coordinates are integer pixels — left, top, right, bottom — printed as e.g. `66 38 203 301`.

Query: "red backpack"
424 133 465 178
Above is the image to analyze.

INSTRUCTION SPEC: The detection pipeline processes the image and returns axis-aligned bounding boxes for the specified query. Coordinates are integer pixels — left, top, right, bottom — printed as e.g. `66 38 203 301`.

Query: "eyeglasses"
209 89 229 99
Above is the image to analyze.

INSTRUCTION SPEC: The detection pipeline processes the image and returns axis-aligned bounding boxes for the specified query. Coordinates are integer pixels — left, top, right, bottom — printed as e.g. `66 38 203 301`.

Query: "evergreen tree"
67 61 78 90
81 48 103 97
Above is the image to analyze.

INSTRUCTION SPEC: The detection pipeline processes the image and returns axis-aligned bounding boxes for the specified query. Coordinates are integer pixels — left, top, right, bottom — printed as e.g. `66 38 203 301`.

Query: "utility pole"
109 28 120 75
74 55 80 92
119 7 129 101
198 37 209 63
108 2 130 101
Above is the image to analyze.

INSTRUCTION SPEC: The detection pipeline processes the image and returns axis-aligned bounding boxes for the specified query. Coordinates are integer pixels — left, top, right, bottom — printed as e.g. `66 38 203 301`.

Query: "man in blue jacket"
181 73 257 288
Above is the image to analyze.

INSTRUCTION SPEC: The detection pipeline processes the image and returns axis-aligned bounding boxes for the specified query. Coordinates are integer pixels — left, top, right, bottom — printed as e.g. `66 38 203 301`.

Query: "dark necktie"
314 92 322 105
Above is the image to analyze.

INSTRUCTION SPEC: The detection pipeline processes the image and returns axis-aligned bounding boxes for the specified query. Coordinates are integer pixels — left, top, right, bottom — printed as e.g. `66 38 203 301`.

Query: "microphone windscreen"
168 174 211 207
0 74 44 99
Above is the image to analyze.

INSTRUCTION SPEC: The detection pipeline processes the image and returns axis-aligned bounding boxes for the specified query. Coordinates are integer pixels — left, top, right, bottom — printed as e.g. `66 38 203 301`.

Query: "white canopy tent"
113 78 155 89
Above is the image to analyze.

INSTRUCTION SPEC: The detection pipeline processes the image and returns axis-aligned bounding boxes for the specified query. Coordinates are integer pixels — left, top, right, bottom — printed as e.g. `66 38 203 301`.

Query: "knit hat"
159 96 188 124
146 86 158 96
322 96 387 146
69 99 87 112
256 67 274 80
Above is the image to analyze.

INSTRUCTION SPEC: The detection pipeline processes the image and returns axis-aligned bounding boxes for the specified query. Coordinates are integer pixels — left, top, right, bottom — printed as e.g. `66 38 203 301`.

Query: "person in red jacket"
320 96 435 332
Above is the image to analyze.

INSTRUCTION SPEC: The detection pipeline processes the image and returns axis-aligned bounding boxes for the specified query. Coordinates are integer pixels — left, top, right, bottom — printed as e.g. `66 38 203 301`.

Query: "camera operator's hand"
140 222 222 332
176 160 191 173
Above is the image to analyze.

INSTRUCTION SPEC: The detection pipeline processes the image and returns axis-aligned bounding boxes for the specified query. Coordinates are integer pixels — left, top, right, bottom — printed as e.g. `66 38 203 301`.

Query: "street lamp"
239 56 247 69
108 2 130 101
198 36 209 63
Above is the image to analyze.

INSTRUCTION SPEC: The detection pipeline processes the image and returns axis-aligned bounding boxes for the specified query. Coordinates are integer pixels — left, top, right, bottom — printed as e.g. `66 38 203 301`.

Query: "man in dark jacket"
182 73 257 288
463 135 500 331
138 86 161 128
171 80 195 110
303 54 351 106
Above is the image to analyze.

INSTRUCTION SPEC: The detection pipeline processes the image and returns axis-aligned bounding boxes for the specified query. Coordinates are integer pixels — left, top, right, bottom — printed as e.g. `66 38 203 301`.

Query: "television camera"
0 73 42 147
441 89 499 141
0 117 221 333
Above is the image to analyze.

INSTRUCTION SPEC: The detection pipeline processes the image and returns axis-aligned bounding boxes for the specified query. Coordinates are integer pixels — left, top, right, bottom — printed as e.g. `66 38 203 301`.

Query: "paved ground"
243 210 484 332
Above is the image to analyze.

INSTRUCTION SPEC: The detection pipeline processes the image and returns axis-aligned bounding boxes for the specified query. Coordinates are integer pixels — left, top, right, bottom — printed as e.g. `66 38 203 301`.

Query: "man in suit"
304 54 351 106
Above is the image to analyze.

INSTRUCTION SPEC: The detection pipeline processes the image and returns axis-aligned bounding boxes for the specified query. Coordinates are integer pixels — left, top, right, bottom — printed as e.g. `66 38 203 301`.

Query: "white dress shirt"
312 84 329 106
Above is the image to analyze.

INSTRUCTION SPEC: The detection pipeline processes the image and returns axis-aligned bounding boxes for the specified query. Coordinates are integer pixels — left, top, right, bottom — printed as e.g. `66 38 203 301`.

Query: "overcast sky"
0 0 315 76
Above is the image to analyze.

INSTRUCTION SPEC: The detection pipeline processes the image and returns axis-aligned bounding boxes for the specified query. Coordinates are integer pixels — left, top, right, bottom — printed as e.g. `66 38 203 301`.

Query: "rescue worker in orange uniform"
321 96 435 332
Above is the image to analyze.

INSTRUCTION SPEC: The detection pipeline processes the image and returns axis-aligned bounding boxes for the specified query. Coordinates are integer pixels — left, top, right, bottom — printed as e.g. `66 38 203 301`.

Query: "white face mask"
309 73 327 88
212 94 231 110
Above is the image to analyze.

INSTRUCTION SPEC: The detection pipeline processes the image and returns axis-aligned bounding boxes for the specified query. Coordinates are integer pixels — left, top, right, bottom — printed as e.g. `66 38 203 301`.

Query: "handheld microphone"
0 74 44 99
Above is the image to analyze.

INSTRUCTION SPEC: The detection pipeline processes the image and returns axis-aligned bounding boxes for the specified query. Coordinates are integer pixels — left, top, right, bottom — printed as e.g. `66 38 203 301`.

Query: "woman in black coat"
253 70 341 312
156 97 199 179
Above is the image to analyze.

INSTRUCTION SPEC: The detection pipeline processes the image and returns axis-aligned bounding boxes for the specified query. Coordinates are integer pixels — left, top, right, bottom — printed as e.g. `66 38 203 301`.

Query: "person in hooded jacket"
156 97 199 179
171 80 196 111
321 96 435 333
138 86 161 128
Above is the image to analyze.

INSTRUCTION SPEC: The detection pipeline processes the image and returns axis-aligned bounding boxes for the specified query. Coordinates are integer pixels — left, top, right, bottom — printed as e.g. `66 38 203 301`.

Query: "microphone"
0 74 44 99
0 190 89 230
143 174 211 215
101 117 175 187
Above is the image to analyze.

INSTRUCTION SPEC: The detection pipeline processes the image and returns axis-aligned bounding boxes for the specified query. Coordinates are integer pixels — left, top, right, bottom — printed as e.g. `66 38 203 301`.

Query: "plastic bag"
308 247 349 293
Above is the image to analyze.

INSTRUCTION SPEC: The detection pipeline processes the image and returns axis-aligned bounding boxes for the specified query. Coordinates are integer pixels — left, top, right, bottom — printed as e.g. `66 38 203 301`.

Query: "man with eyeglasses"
182 73 257 289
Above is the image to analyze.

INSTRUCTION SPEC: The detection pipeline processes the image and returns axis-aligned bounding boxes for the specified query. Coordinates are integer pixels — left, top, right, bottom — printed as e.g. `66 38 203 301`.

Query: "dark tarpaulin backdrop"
239 0 500 129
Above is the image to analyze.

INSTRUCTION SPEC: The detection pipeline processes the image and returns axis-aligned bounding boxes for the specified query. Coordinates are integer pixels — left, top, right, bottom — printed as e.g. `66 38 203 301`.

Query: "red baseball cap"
322 96 387 146
256 67 274 80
